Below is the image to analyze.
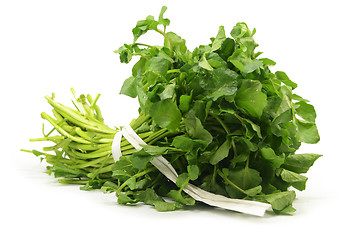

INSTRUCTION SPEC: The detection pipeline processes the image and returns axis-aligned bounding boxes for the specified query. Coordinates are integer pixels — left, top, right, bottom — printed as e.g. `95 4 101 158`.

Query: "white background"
1 0 361 239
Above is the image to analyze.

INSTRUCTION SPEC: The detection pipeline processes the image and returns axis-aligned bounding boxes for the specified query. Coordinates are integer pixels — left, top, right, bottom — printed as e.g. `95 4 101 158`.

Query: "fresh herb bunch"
114 6 321 213
26 6 321 214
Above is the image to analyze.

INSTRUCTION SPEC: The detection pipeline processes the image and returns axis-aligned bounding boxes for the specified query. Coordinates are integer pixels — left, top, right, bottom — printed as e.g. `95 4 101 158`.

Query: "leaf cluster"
25 6 322 215
115 6 321 214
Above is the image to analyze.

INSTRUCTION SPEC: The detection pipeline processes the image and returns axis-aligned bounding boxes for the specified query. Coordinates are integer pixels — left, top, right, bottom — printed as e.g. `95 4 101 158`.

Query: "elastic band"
113 125 271 216
111 131 123 161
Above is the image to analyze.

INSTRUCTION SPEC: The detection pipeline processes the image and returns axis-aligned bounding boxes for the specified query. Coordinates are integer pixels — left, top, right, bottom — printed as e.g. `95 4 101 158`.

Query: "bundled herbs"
25 6 321 215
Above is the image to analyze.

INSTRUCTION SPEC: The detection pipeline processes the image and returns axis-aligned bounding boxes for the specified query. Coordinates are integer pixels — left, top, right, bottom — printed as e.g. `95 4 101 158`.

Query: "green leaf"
263 191 296 211
242 118 262 138
243 185 262 196
166 32 187 54
115 44 133 63
48 163 87 179
132 15 159 42
127 178 149 190
295 119 320 144
235 79 267 118
134 188 179 211
275 71 297 89
260 58 276 66
184 112 213 144
187 165 200 181
145 56 170 76
141 145 170 156
280 169 308 191
206 52 227 69
199 54 213 71
153 201 180 211
294 101 316 123
179 95 192 111
149 99 181 131
209 138 231 165
112 156 136 177
158 6 170 28
229 49 263 73
207 68 238 101
167 190 195 205
230 22 251 41
175 173 189 188
217 38 235 61
130 149 153 170
282 153 322 173
260 147 285 168
120 76 138 98
228 167 262 190
158 83 175 100
171 135 208 152
211 26 226 51
117 192 138 205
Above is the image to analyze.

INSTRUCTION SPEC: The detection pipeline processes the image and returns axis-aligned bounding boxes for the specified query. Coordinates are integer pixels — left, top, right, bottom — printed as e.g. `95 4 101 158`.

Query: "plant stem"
155 28 172 56
116 167 157 193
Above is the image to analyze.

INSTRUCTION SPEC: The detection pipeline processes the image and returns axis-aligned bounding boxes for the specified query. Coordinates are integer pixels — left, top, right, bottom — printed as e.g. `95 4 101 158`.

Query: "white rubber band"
113 125 271 216
111 131 123 161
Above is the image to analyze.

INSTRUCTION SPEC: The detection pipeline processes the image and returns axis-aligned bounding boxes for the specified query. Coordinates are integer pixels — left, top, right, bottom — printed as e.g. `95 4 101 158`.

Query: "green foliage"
26 6 321 215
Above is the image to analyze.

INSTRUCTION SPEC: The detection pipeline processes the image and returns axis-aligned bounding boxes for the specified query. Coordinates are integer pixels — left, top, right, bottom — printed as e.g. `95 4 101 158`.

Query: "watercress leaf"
237 137 258 152
158 6 170 28
130 149 153 170
179 95 192 111
112 156 135 177
260 58 276 67
134 188 179 211
166 32 187 55
145 56 170 76
260 147 285 168
217 38 235 61
279 205 296 214
153 201 180 211
242 118 262 138
117 192 138 205
132 15 159 42
49 163 87 178
275 71 297 89
187 165 200 181
115 44 133 63
207 52 228 69
171 135 208 152
228 167 262 190
149 99 181 131
167 190 195 205
295 119 320 144
294 101 316 123
263 191 296 211
243 185 262 196
120 76 138 98
141 145 170 156
207 68 238 101
292 94 309 102
230 22 251 41
184 112 213 144
176 173 189 188
211 26 226 52
280 169 308 191
209 138 231 165
158 83 175 100
199 54 213 71
282 153 322 173
235 79 267 118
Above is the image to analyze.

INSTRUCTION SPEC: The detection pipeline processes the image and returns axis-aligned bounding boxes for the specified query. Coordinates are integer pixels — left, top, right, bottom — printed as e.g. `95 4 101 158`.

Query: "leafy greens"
25 6 321 215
